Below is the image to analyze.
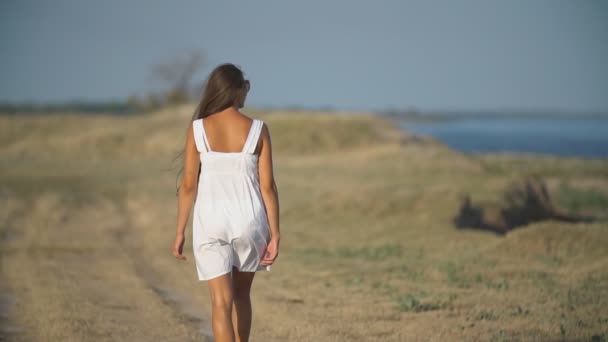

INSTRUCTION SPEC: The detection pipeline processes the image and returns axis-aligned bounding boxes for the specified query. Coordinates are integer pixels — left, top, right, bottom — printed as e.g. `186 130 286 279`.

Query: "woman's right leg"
231 267 256 342
208 271 235 342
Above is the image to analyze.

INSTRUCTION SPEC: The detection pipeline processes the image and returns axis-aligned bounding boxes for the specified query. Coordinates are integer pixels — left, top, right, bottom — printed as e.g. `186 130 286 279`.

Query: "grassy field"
1 105 607 341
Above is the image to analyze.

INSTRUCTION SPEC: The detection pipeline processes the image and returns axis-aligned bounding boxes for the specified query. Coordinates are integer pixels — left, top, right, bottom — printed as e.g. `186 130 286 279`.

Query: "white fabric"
191 118 271 281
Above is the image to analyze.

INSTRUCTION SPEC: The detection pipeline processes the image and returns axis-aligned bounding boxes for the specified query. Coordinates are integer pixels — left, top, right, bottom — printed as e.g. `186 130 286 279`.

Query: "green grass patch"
476 310 499 321
528 270 559 293
295 243 403 262
442 261 470 288
554 184 608 216
394 294 444 313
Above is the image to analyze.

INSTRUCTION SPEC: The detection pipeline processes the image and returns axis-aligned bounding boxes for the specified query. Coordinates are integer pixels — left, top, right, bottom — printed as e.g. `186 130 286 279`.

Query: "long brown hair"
174 63 250 194
192 63 249 119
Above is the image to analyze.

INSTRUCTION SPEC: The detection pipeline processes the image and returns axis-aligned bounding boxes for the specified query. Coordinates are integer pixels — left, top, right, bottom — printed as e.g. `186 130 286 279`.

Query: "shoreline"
375 112 608 162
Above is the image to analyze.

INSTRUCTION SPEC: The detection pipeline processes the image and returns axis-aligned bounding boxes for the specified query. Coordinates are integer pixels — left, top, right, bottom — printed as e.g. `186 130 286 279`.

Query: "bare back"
201 108 260 154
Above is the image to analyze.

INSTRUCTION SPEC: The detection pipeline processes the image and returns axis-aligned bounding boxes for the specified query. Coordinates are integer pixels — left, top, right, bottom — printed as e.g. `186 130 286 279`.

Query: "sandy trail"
1 188 213 341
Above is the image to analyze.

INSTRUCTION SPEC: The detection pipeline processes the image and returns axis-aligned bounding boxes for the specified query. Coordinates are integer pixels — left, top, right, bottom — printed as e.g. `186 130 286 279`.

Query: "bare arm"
258 123 280 242
172 122 200 260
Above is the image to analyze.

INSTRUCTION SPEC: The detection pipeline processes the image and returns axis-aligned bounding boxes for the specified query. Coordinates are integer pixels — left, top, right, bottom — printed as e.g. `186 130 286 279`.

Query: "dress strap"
192 119 210 153
241 119 264 154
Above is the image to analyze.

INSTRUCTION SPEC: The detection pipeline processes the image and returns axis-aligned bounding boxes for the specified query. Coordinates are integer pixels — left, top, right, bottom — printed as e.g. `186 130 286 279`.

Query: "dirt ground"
1 106 607 341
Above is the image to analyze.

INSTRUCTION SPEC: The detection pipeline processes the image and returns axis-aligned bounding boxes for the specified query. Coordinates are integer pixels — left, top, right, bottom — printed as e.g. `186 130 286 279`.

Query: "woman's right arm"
172 122 200 261
258 123 280 266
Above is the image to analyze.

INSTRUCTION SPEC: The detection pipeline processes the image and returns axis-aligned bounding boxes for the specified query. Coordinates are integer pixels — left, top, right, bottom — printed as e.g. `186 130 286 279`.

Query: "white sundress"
191 118 272 281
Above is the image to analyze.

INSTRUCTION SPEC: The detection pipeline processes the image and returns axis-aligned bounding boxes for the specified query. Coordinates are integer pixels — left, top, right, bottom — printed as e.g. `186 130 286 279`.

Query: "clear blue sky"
1 0 607 112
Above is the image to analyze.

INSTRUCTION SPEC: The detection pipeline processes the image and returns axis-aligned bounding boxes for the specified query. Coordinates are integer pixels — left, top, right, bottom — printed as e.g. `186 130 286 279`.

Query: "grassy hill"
1 105 607 341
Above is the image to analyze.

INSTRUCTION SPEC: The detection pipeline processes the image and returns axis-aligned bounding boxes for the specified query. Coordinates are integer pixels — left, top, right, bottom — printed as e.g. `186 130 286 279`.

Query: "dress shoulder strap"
192 119 209 153
242 119 264 154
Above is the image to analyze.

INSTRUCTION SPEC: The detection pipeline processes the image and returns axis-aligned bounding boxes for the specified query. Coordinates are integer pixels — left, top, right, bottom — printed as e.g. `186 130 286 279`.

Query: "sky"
1 0 607 112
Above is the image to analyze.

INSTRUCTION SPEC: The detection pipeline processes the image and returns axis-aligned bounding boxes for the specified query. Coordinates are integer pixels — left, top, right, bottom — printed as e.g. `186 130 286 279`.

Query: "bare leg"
231 266 256 342
208 271 235 342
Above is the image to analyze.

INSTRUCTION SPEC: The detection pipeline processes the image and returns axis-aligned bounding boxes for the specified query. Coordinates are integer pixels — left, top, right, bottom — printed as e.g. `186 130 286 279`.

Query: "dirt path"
0 189 213 342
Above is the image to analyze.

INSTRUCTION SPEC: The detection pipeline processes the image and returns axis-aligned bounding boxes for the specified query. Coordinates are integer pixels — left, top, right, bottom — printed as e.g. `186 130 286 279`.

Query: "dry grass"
1 105 607 341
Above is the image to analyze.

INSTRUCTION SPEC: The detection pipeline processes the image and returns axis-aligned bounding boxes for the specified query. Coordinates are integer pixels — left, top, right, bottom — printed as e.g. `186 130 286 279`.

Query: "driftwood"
454 176 594 235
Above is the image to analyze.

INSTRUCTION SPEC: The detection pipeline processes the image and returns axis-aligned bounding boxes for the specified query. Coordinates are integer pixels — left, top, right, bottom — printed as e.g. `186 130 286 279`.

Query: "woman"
172 63 280 342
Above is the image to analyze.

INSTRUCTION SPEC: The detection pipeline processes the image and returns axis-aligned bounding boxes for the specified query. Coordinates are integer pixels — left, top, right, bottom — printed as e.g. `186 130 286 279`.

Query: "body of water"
399 116 608 159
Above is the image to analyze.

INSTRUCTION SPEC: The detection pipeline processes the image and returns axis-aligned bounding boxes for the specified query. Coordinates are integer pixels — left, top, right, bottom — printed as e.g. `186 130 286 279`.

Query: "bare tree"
151 49 206 105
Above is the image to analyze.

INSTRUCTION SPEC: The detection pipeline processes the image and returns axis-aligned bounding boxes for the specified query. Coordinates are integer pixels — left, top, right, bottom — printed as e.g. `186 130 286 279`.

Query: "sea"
398 115 608 159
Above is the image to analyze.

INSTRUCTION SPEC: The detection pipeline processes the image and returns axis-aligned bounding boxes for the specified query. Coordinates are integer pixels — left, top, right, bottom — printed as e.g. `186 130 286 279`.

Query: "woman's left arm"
172 122 201 260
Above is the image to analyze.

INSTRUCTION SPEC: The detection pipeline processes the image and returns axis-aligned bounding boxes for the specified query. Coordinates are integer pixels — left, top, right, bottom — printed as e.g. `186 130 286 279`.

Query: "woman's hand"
172 233 187 260
260 237 280 266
